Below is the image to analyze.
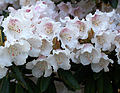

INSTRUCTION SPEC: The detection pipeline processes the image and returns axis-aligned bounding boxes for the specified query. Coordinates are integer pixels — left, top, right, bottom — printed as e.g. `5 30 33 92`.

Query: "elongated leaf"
0 76 9 93
9 82 16 93
58 69 80 91
45 81 57 93
109 0 118 9
84 78 96 93
25 78 39 93
15 83 25 93
12 66 28 89
96 75 104 93
37 76 51 93
103 74 113 93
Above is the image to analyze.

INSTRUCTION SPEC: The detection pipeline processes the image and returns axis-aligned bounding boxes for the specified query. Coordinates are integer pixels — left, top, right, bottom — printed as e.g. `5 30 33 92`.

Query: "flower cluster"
0 0 96 19
0 0 120 79
57 0 95 19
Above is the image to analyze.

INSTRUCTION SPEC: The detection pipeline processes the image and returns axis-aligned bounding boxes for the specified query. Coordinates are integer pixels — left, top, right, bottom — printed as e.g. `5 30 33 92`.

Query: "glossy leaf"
37 76 51 93
12 65 28 89
45 81 57 93
25 78 39 93
9 82 16 93
58 69 80 91
0 76 9 93
103 74 113 93
96 75 104 93
15 83 25 93
84 78 96 93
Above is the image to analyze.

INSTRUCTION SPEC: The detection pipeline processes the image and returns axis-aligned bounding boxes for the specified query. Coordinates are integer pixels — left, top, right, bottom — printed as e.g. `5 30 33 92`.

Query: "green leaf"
96 75 104 93
84 78 96 93
9 82 16 93
45 81 57 93
12 65 28 89
58 69 80 91
25 78 39 93
37 76 52 93
93 71 103 80
108 0 118 9
0 76 9 93
15 83 25 93
103 74 113 93
74 65 92 83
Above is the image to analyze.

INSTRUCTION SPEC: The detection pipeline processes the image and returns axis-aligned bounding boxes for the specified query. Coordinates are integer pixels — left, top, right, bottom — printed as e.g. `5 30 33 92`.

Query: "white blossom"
92 30 116 51
27 37 42 57
0 67 8 79
5 39 30 65
2 16 33 41
47 49 71 72
40 39 53 56
26 55 52 77
76 44 101 65
59 26 79 50
91 53 113 72
36 17 61 41
86 10 115 32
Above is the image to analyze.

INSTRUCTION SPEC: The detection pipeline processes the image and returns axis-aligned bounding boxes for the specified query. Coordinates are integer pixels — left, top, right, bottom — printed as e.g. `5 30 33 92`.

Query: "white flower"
34 0 57 19
2 16 33 41
47 49 71 72
57 2 73 18
76 44 101 65
70 52 78 63
27 37 52 57
115 48 120 64
0 67 8 79
91 30 116 51
26 56 52 78
0 46 12 79
114 31 120 49
36 17 61 41
91 53 113 72
5 39 30 65
0 46 12 67
40 39 53 56
59 27 79 50
65 17 91 39
71 0 95 19
27 37 42 57
86 10 115 32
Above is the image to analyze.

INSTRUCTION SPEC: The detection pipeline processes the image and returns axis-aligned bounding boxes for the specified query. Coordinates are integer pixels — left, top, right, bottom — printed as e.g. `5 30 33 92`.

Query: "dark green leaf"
45 81 57 93
12 65 28 89
15 83 25 93
58 69 80 91
9 82 16 93
74 65 92 83
37 76 51 93
93 71 103 80
96 75 104 93
103 74 113 93
70 62 83 71
108 0 118 9
25 78 39 93
0 76 9 93
84 78 96 93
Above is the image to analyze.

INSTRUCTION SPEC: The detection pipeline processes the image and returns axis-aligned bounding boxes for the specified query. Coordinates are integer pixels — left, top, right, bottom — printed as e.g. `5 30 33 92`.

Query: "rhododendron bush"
0 0 120 93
